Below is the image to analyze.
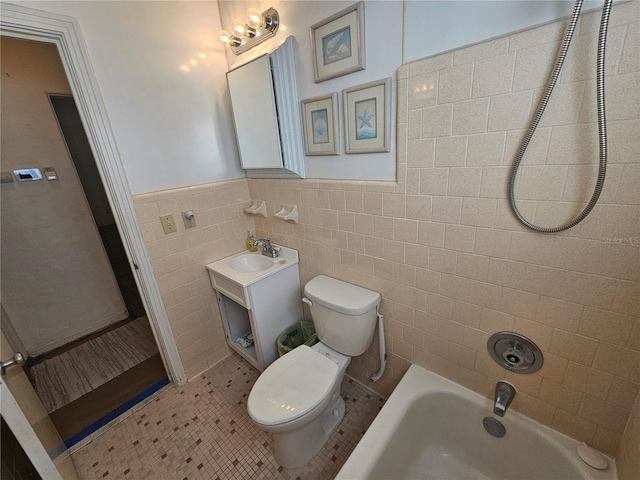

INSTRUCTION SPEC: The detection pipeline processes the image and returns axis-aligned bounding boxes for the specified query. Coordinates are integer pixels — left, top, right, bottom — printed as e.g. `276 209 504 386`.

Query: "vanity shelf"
244 200 267 217
275 204 298 223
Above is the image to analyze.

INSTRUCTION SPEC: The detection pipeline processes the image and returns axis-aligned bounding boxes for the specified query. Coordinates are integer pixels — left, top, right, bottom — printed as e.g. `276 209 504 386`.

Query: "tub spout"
493 381 516 417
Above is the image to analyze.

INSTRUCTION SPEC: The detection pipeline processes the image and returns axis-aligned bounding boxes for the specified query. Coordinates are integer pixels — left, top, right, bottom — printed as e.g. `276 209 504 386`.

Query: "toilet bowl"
247 275 380 468
248 342 350 467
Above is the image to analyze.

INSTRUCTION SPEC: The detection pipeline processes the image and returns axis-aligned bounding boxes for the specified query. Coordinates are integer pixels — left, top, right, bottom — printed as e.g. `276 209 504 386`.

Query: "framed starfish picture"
301 93 339 156
311 2 365 83
343 78 391 154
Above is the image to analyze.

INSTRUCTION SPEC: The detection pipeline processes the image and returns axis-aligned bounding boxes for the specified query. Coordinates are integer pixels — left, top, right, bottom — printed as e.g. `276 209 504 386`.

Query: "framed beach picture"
301 93 339 156
343 78 391 154
311 2 365 83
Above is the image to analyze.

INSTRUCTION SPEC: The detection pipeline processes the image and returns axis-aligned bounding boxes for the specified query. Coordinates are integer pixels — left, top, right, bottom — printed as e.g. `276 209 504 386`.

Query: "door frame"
1 3 187 386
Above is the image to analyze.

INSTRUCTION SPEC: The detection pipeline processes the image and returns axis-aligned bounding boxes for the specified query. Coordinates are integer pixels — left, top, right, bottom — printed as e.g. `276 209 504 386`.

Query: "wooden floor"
31 317 160 412
25 319 167 441
27 224 166 443
50 354 167 441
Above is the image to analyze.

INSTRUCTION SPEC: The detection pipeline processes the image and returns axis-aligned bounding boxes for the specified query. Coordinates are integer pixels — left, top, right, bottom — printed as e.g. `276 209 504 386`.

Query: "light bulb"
246 7 262 29
232 18 245 36
218 29 232 44
218 30 241 47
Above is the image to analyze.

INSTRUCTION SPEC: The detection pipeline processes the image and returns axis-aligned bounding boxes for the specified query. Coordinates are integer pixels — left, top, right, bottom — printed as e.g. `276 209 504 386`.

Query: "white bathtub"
337 364 617 480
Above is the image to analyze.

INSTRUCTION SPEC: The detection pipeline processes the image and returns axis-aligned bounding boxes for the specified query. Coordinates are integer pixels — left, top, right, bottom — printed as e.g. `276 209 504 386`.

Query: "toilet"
247 275 381 468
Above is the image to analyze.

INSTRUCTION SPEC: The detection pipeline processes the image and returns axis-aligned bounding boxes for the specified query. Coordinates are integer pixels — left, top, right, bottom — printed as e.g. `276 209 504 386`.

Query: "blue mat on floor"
64 377 169 448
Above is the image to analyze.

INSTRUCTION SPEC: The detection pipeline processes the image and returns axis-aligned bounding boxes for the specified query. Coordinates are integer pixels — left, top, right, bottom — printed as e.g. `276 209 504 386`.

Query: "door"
1 332 78 480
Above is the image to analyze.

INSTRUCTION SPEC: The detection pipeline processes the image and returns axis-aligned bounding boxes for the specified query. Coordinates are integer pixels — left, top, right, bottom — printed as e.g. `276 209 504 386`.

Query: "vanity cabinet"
226 36 305 178
206 248 302 371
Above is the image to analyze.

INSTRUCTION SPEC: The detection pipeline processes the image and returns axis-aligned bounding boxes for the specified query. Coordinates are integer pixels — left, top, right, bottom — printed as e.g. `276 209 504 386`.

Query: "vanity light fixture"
218 7 279 55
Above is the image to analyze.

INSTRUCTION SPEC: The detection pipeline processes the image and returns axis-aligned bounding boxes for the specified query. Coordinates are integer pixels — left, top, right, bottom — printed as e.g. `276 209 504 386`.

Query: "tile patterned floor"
71 353 385 479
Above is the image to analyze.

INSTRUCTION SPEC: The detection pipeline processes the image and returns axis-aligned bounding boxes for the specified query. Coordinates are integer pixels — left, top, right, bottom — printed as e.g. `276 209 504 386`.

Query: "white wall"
8 1 615 190
403 0 605 63
218 0 610 181
14 0 243 195
218 1 404 181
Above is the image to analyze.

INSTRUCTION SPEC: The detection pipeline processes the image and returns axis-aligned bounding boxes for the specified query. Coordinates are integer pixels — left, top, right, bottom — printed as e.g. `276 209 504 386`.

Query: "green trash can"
277 321 318 357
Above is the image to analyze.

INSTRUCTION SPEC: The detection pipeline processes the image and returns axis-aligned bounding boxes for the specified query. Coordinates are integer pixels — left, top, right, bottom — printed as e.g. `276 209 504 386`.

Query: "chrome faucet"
253 237 280 258
493 381 516 417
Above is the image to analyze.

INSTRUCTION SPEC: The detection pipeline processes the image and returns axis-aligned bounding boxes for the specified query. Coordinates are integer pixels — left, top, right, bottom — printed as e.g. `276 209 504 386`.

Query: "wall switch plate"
182 210 196 229
160 214 177 234
43 167 58 180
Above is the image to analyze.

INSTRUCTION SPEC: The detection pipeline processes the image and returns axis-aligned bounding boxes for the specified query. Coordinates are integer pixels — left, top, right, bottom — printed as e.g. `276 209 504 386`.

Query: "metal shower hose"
509 0 613 233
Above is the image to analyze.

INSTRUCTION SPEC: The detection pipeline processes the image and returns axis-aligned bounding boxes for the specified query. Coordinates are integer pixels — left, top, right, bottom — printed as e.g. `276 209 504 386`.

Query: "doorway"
47 94 168 444
1 4 186 475
1 36 166 447
48 94 144 316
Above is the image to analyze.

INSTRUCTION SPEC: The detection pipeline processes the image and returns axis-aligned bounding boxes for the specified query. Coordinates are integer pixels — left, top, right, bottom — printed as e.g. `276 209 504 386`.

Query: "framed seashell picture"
311 2 365 83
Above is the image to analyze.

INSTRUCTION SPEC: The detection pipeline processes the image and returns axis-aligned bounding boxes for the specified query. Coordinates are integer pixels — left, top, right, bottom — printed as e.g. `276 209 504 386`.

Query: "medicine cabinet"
226 36 305 178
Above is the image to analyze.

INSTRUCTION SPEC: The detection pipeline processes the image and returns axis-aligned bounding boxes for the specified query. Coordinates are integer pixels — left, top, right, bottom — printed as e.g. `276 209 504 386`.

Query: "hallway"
23 222 167 446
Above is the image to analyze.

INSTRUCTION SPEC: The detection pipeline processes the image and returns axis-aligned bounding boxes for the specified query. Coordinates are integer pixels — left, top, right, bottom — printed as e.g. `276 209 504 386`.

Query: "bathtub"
337 364 616 480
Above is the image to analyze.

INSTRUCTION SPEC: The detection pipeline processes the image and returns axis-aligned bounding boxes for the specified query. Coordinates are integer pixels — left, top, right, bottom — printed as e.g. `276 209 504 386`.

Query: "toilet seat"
248 345 338 427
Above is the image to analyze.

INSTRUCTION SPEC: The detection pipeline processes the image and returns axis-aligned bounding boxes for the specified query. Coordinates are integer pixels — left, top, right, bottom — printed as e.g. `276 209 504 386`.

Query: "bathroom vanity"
206 246 302 371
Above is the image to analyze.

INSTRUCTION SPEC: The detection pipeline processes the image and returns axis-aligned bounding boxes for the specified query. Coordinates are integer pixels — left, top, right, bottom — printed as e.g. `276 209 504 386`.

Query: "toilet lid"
248 345 338 426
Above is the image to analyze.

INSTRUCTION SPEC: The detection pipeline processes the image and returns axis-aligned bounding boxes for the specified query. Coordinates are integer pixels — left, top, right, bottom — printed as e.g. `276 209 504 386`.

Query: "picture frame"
343 78 391 154
311 2 365 83
301 93 339 156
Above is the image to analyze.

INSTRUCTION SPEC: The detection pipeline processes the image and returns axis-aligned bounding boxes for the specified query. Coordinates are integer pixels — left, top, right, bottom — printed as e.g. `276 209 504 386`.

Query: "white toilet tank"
303 275 381 357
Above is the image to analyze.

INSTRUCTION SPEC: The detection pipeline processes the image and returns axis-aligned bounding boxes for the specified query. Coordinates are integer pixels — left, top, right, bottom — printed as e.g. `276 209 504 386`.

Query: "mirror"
226 36 305 178
227 55 282 170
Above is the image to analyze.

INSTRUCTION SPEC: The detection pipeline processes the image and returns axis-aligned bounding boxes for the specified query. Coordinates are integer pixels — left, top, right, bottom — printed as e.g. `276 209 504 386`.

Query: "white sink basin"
229 254 274 272
206 245 299 292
